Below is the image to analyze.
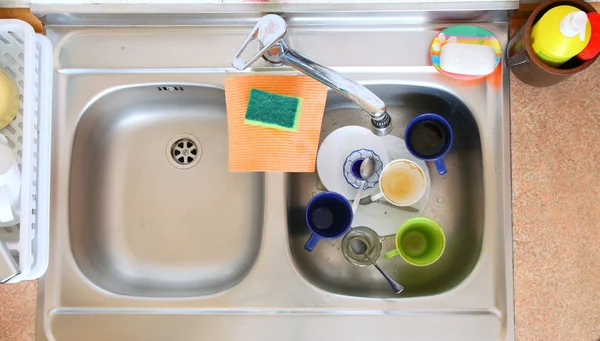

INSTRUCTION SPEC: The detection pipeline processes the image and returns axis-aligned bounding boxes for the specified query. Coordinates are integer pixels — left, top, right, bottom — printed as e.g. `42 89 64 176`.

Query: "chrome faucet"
232 14 393 136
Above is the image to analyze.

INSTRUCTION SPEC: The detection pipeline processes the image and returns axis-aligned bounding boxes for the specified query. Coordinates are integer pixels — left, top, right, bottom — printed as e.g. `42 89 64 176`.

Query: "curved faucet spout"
232 14 393 136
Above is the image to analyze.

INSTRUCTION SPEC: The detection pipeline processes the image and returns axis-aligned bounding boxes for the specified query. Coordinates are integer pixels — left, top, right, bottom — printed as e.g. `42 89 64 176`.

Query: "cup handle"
0 185 14 223
370 191 384 202
384 249 400 259
304 233 321 252
434 157 447 175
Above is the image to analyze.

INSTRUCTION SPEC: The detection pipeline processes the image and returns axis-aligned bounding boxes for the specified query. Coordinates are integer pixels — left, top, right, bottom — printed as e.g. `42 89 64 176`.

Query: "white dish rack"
0 20 52 282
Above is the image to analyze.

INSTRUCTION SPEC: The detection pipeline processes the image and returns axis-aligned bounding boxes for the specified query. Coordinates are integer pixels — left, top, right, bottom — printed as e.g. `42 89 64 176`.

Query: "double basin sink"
39 11 513 341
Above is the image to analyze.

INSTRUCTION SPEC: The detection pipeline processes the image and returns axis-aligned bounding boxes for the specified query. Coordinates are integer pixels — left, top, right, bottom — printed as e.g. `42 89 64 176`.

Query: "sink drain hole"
172 139 197 164
167 134 202 169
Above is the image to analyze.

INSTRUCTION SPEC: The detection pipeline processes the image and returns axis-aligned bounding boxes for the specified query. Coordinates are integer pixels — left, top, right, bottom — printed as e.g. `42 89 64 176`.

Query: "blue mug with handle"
404 113 453 175
304 192 353 252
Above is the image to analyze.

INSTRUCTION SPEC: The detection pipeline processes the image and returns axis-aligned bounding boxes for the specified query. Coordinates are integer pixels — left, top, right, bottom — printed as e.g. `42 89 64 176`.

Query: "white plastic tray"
0 20 52 282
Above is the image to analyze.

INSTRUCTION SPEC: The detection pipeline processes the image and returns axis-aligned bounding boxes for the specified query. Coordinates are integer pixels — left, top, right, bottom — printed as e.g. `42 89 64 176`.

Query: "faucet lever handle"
232 14 287 70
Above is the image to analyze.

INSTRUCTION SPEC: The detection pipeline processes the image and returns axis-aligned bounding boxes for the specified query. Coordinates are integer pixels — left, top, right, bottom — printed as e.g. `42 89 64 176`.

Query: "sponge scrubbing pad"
245 89 302 132
224 75 328 172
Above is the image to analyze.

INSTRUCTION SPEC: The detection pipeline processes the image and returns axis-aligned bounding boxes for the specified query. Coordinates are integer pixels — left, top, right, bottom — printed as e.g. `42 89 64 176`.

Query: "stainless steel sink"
288 84 483 298
38 8 515 341
69 85 263 297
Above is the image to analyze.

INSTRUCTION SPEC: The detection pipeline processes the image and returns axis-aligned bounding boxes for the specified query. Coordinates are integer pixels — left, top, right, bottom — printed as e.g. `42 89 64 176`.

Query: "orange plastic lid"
578 12 600 60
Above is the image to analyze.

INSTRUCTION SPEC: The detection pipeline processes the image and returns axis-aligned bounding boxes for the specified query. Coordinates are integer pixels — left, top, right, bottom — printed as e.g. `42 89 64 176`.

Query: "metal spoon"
350 239 404 294
351 156 376 214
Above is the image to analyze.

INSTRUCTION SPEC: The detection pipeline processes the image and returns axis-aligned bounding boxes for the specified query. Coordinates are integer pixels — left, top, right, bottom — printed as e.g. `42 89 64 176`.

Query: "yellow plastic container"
531 5 592 67
0 69 19 130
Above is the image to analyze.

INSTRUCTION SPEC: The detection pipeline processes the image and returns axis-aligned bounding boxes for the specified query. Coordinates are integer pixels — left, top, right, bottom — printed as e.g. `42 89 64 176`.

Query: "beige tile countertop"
1 59 600 341
511 60 600 341
0 281 36 341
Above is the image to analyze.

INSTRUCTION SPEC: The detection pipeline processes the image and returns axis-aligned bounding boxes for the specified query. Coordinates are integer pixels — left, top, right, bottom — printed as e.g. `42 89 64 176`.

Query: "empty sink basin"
287 84 484 298
69 84 264 297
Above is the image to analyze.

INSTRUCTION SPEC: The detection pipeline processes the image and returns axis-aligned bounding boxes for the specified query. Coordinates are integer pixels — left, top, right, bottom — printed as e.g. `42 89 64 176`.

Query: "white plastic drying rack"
0 20 52 282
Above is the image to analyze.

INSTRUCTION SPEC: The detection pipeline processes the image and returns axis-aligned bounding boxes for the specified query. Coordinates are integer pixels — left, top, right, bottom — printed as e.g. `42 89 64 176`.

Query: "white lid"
559 10 588 41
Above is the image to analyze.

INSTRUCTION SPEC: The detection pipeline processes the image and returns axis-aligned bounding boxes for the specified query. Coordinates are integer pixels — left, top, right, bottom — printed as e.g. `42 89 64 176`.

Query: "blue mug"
304 192 353 252
404 113 453 175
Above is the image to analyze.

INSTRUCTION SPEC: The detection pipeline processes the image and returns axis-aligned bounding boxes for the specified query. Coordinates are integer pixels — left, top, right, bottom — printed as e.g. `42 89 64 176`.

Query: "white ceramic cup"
0 142 20 227
370 159 426 207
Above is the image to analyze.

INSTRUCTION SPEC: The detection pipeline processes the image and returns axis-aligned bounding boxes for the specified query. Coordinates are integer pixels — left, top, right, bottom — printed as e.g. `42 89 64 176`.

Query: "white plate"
316 126 390 199
351 135 432 237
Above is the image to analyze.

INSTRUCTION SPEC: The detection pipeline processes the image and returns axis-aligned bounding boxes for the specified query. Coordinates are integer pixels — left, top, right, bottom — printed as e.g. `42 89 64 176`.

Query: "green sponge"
244 89 302 132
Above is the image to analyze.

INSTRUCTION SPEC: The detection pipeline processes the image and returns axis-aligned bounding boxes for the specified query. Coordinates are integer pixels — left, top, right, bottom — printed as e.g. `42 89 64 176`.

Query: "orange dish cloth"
224 75 327 172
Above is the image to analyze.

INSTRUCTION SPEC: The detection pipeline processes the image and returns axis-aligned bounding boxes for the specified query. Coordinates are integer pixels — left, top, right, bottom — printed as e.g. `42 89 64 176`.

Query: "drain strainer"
166 134 202 169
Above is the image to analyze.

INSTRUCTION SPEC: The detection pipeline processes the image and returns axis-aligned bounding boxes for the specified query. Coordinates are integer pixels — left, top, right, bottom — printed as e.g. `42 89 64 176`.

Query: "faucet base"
371 113 393 136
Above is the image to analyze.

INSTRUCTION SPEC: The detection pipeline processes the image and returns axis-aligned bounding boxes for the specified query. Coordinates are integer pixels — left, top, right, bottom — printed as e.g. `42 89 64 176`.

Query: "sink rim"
40 14 514 341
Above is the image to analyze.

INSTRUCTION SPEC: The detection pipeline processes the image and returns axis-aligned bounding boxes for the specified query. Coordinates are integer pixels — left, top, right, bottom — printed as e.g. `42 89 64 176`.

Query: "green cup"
384 217 446 266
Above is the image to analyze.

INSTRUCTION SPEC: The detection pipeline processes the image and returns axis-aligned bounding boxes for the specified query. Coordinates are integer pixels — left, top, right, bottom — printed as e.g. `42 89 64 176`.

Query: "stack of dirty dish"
302 113 454 294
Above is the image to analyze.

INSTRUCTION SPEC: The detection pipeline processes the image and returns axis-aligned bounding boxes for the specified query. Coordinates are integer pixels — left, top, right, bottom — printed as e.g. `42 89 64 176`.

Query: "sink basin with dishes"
287 83 484 298
38 6 514 341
